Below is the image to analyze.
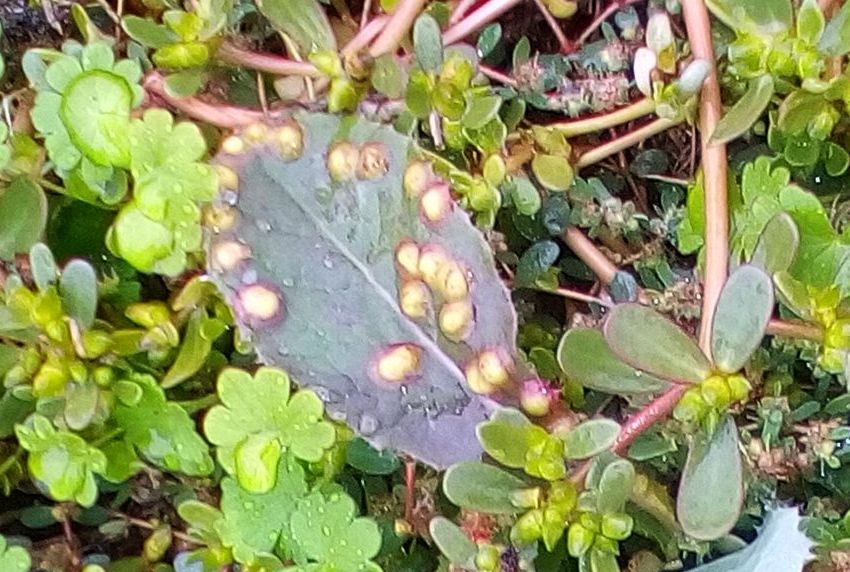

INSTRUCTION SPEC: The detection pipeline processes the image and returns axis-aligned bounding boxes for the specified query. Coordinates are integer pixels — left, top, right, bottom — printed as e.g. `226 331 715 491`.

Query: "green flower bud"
673 388 706 423
143 524 172 562
510 486 542 509
82 330 113 359
33 360 68 397
468 177 501 213
328 78 359 113
33 289 64 326
825 319 850 349
126 302 171 329
579 512 602 533
700 375 731 408
93 366 115 388
593 534 619 554
474 545 502 571
601 512 633 540
548 480 577 515
513 509 544 545
726 374 752 403
309 50 343 77
433 81 465 121
567 522 595 558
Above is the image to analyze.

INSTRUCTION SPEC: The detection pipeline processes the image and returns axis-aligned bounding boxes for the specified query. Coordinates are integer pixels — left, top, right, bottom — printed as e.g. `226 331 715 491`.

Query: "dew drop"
358 413 380 435
256 219 272 232
323 256 334 269
282 278 295 287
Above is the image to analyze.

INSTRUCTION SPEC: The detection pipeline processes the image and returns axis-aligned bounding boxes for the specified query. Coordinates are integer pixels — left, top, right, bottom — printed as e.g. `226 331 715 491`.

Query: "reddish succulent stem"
343 15 390 56
217 42 321 76
404 458 416 523
562 227 618 284
479 64 517 86
449 0 482 25
566 0 643 52
766 318 824 342
143 72 271 129
443 0 524 45
369 0 428 56
682 0 728 356
571 384 689 485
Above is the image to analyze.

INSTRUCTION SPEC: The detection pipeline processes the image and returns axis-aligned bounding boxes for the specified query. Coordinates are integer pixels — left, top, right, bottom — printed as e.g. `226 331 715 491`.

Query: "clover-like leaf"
677 416 744 541
604 304 711 383
219 454 307 560
443 461 528 513
112 374 214 476
207 113 523 468
0 535 30 572
710 265 773 373
288 490 382 571
204 367 335 491
15 414 107 507
28 42 143 172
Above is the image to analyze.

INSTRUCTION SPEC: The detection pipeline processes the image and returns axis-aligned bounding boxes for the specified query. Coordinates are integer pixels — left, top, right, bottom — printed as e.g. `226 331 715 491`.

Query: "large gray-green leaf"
604 304 711 384
208 113 522 468
556 328 669 395
706 0 792 34
443 462 528 513
711 75 774 144
677 417 744 541
688 508 812 571
710 264 773 373
256 0 336 54
0 179 48 260
429 517 477 566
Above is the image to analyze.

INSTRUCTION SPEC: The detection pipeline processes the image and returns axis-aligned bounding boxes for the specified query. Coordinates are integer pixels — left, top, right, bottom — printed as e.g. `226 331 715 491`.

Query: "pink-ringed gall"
395 241 421 277
276 121 304 160
419 183 453 224
356 142 389 180
399 280 431 319
327 141 360 181
235 284 284 325
403 160 434 198
418 244 449 287
211 241 251 272
375 343 422 382
439 300 474 341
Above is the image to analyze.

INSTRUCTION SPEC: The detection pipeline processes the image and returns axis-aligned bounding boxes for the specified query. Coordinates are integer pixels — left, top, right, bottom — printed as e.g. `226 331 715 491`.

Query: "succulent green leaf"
371 55 407 99
0 179 48 261
162 309 214 388
122 16 180 48
751 212 799 274
15 414 107 507
288 490 382 571
219 454 307 557
477 24 502 58
207 113 521 468
515 240 560 288
562 419 620 460
204 367 335 489
710 265 773 373
797 0 825 44
113 374 214 476
596 458 635 514
443 461 528 513
0 390 33 439
430 517 477 566
63 380 99 431
705 0 792 34
413 14 443 73
688 507 813 572
509 177 542 216
531 154 574 191
29 243 57 291
256 0 337 54
59 259 98 329
711 75 774 144
0 535 30 572
677 416 744 541
477 409 533 467
345 437 401 475
462 95 502 130
820 1 850 56
604 304 710 383
557 328 669 395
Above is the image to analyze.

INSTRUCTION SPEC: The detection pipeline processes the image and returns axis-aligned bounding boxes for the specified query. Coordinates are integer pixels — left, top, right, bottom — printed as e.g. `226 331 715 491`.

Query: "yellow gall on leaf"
238 284 283 322
418 244 449 287
222 136 246 155
212 241 251 271
327 142 360 181
437 261 469 301
276 121 304 160
203 205 238 232
356 142 389 180
403 160 434 198
399 280 431 319
244 123 269 143
376 343 422 382
478 350 511 387
216 165 239 190
439 300 474 341
395 241 421 277
420 183 453 224
465 361 496 395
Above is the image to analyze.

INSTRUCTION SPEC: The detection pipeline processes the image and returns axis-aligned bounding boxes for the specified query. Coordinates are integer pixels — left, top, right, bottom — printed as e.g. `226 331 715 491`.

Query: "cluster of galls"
673 372 751 431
